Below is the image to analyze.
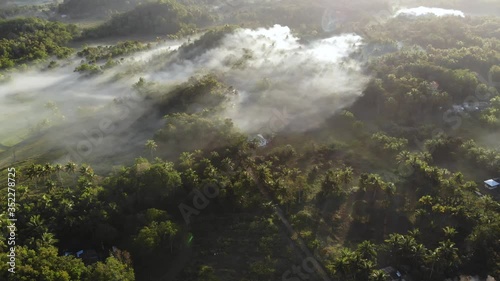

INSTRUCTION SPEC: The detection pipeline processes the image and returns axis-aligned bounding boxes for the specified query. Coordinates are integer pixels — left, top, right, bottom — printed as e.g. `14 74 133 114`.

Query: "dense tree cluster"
58 0 144 19
1 1 500 281
0 2 54 20
82 0 214 38
0 17 78 69
351 16 500 130
177 25 238 60
77 41 150 63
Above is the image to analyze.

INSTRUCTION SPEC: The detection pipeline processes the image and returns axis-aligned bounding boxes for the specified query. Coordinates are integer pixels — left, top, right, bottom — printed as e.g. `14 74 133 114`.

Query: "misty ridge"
0 24 369 169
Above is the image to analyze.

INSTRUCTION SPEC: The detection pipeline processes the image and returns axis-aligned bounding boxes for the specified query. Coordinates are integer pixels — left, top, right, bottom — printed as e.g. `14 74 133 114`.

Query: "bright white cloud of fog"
395 6 465 18
0 24 368 166
0 40 185 138
149 25 368 133
0 43 178 167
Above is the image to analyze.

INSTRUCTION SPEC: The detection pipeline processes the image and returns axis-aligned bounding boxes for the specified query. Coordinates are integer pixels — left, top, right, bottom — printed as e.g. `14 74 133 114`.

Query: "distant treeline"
81 0 215 39
0 17 78 69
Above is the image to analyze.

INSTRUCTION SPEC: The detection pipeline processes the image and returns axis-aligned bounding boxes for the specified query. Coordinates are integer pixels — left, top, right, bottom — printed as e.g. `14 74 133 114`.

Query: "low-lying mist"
1 24 369 169
148 25 368 133
395 6 465 18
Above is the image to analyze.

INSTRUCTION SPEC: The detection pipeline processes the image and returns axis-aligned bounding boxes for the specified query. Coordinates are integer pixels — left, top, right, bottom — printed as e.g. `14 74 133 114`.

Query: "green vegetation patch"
0 17 78 69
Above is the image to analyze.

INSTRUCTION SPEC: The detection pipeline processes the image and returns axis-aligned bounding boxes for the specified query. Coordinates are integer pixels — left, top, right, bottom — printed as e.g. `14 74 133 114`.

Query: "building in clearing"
65 249 100 265
380 266 405 281
484 178 500 190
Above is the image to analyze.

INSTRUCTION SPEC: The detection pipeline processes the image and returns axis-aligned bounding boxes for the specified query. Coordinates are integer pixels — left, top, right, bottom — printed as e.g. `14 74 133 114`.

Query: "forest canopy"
82 0 214 38
1 1 500 281
0 17 78 69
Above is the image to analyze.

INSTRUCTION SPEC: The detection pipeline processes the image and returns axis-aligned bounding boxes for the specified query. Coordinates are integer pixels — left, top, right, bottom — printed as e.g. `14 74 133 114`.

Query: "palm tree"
54 164 63 185
38 164 54 186
43 163 54 179
396 150 412 164
357 241 377 262
385 233 427 269
408 228 421 239
25 164 38 188
179 152 195 170
321 168 350 199
418 151 433 163
60 198 74 215
38 232 59 247
382 182 397 208
145 139 157 160
359 173 386 200
17 185 29 200
221 157 234 173
27 215 48 237
64 161 77 173
357 258 375 279
429 240 460 279
35 164 44 188
333 248 358 280
45 180 56 193
41 194 52 208
78 165 95 190
163 221 179 253
339 166 354 186
333 254 352 279
65 161 77 186
256 164 272 185
369 270 388 281
79 164 95 179
442 226 457 239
